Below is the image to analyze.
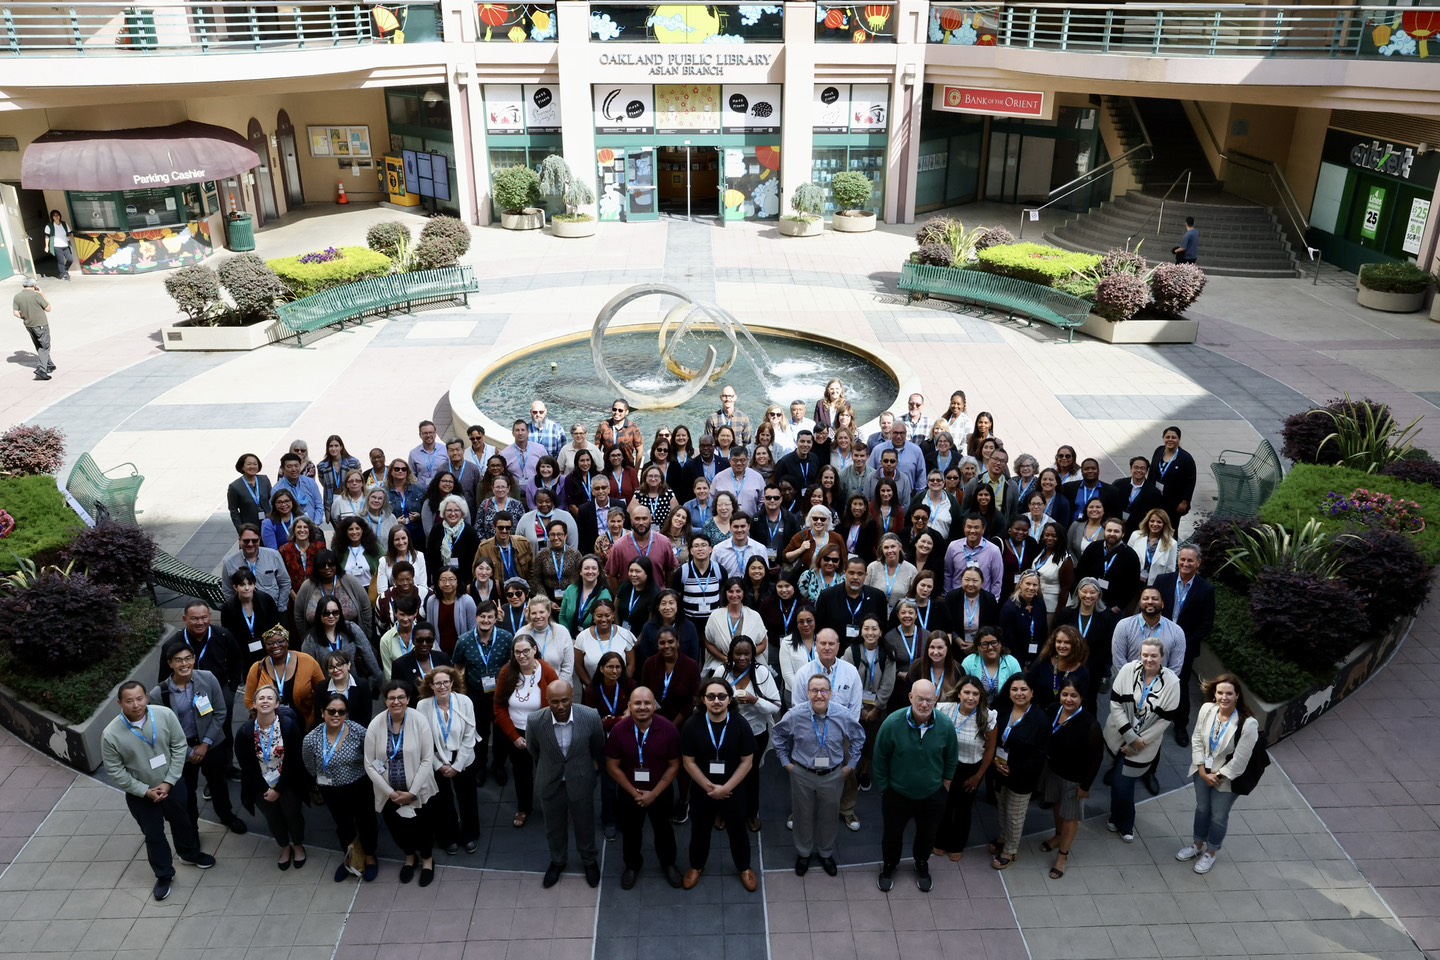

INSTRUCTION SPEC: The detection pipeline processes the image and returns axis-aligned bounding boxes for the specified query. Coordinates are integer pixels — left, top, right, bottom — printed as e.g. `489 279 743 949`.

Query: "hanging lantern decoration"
853 28 868 42
863 5 890 33
1402 9 1438 55
508 24 526 41
938 8 965 33
479 3 509 41
825 7 847 30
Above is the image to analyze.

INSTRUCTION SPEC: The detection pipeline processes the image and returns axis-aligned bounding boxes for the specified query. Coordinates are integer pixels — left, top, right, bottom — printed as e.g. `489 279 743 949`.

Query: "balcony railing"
0 2 445 58
816 3 897 43
476 3 556 43
926 3 1440 61
589 2 782 43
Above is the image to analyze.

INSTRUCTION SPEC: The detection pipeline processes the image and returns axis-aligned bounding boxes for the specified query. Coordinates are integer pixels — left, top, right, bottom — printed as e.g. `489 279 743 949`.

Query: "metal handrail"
1020 96 1152 238
1126 170 1193 250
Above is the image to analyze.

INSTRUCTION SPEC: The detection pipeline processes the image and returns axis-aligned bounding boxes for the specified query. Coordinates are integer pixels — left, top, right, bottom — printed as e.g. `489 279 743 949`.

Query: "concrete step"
1044 232 1300 278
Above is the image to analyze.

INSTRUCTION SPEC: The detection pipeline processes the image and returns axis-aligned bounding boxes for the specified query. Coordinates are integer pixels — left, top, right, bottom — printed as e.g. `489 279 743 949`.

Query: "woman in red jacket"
493 635 559 829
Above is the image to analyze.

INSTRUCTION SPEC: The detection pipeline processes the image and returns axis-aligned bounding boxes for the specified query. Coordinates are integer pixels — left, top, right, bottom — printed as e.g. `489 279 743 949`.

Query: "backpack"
1228 724 1269 796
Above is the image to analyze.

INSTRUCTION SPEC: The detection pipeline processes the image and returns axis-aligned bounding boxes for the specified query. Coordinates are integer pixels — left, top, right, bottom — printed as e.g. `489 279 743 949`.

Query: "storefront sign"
1351 140 1416 180
597 51 774 79
813 84 889 134
722 84 780 134
655 83 722 134
933 85 1046 119
1361 186 1386 240
1322 129 1440 187
485 85 525 135
1403 198 1431 255
594 85 655 133
524 84 561 133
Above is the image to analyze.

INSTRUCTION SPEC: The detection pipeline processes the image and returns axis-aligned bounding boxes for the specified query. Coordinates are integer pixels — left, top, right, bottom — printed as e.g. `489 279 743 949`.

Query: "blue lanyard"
916 603 931 631
1157 453 1176 477
965 596 979 631
128 708 158 750
1103 550 1118 577
1136 674 1159 728
535 626 552 661
601 683 621 715
626 590 640 623
810 714 830 753
1175 579 1191 618
905 707 932 740
862 648 879 686
899 627 918 663
1009 540 1024 566
779 600 796 634
387 719 405 760
845 595 864 624
268 653 291 700
1052 706 1082 734
243 608 256 636
728 612 743 638
982 660 1000 694
553 551 566 584
196 626 211 665
320 725 343 772
1078 612 1092 638
259 721 278 764
473 633 494 670
1002 705 1030 745
706 717 729 759
433 701 453 748
883 565 900 600
1208 711 1234 755
243 476 262 506
634 724 650 766
630 533 654 559
661 667 674 701
499 545 515 578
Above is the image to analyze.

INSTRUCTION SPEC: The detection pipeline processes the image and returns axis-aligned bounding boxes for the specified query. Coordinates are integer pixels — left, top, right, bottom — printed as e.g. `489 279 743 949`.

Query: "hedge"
0 475 84 572
975 242 1101 286
268 246 393 299
1260 463 1440 566
1208 584 1330 702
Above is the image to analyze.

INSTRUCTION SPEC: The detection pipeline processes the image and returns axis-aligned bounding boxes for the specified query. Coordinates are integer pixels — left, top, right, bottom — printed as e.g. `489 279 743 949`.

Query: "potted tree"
778 182 825 238
1357 261 1430 313
492 166 544 231
539 155 597 239
830 171 876 233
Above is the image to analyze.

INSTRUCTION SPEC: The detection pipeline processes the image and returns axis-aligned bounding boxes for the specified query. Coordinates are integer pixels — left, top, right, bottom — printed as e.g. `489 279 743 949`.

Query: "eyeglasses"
240 537 259 545
704 692 730 701
612 407 626 413
324 708 348 716
908 402 922 408
392 466 408 473
385 696 408 703
763 495 780 501
531 409 545 415
821 555 840 563
169 655 196 665
322 610 341 618
980 640 1000 648
810 690 831 697
505 589 524 597
768 412 783 418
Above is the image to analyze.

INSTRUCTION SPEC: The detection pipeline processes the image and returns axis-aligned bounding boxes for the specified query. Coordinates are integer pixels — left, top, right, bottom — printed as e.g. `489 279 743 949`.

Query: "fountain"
448 284 911 436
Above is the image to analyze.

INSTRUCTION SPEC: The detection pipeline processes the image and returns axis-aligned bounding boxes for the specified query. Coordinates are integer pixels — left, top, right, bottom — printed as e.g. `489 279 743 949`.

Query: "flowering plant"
0 509 14 540
296 246 342 265
1323 487 1424 532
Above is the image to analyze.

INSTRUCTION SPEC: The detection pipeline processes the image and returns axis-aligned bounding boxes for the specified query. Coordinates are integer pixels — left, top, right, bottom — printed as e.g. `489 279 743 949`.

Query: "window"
68 191 124 231
67 186 198 231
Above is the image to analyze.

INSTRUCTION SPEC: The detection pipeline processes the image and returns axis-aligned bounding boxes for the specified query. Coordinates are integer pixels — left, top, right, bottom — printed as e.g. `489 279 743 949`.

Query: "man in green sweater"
101 681 216 901
872 679 957 893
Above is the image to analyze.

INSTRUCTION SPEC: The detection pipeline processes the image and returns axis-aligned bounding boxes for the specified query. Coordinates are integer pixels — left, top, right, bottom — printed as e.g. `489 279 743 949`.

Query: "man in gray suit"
527 679 606 888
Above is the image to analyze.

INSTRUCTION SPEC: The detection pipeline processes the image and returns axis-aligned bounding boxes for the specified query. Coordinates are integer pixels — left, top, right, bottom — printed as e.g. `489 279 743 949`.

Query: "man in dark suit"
574 474 628 554
815 556 887 646
1061 458 1109 525
1103 456 1166 536
1154 544 1216 745
528 680 607 888
684 434 729 496
1074 519 1142 614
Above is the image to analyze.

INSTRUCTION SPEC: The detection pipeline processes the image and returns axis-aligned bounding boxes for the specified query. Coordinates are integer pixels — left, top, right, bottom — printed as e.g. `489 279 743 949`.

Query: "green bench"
64 453 143 526
150 548 226 609
1210 439 1284 519
276 265 480 345
898 262 1093 341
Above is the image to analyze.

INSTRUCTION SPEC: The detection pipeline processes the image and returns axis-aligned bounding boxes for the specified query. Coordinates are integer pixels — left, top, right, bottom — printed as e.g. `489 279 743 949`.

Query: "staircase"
1130 97 1219 192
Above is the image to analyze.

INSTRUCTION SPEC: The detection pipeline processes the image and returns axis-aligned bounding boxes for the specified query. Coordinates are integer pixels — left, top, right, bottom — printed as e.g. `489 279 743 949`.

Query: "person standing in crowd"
12 277 54 381
528 679 606 888
409 420 447 490
235 684 309 870
101 682 215 902
772 674 866 877
943 516 1003 596
1111 586 1187 683
705 385 753 446
989 675 1050 870
1055 577 1118 711
495 635 559 829
873 679 957 893
1039 678 1103 880
452 601 514 786
1074 518 1140 614
148 640 241 835
1103 640 1180 842
164 600 247 782
1105 457 1165 538
245 625 326 727
1149 426 1197 528
681 677 758 892
365 679 438 886
1156 545 1216 745
934 676 996 861
222 525 292 614
229 454 273 532
1176 674 1260 875
606 686 683 889
303 694 379 882
417 666 480 856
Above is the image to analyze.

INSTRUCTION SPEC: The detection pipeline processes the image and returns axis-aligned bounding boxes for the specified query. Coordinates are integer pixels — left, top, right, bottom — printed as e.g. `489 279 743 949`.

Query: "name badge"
316 774 333 786
553 588 564 600
862 694 877 707
845 625 859 640
813 755 831 769
447 559 459 570
765 546 777 562
1095 578 1109 590
264 770 280 787
481 676 497 693
1203 755 1214 769
708 762 726 776
1028 643 1039 655
1155 481 1165 493
249 640 263 653
633 769 651 783
194 695 213 716
994 747 1009 763
149 755 167 769
1121 511 1131 521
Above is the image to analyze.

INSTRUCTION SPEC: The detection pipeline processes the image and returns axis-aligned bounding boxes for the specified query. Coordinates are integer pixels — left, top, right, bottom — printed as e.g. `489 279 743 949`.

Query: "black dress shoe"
917 867 933 893
664 865 683 888
491 765 508 787
620 868 638 890
877 871 893 892
543 863 564 888
418 867 435 888
1102 768 1115 787
584 861 600 888
226 818 248 835
1173 726 1189 746
795 855 810 877
819 856 838 877
153 879 172 901
1142 772 1160 796
399 863 416 884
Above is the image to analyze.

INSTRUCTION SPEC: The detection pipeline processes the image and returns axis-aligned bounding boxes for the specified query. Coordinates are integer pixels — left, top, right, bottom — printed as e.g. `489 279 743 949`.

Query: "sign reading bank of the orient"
933 84 1047 119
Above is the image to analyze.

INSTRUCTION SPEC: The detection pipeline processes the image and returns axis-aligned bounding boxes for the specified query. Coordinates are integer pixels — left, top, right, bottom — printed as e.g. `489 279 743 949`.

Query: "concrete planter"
778 217 823 238
162 316 286 351
832 211 876 233
1356 286 1426 313
1080 312 1198 344
550 217 597 239
501 209 545 231
1430 296 1440 323
1197 613 1413 747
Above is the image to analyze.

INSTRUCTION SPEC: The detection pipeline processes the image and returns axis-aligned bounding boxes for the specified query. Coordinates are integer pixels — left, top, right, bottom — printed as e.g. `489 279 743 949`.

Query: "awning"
21 121 258 191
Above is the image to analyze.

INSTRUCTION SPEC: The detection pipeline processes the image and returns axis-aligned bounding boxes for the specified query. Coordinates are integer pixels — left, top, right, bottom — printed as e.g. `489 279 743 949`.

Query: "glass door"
1 184 33 279
625 148 658 222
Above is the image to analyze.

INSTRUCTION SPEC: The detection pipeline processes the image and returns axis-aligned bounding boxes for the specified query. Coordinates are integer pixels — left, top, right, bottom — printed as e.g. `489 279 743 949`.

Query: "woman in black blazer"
228 453 272 532
989 674 1051 869
317 648 374 728
425 495 481 592
943 566 1002 657
1039 677 1104 879
1053 577 1119 712
235 686 311 869
220 567 284 671
1149 426 1197 529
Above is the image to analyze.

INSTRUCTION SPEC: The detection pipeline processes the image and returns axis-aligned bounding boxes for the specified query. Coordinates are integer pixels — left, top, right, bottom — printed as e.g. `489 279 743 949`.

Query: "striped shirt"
677 559 728 627
937 704 996 765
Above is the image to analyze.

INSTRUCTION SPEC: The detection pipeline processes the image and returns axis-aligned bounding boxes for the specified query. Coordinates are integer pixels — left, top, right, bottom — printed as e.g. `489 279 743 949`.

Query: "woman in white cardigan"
1176 673 1260 876
365 678 438 885
1127 509 1178 585
416 665 480 857
1102 640 1179 843
703 577 769 675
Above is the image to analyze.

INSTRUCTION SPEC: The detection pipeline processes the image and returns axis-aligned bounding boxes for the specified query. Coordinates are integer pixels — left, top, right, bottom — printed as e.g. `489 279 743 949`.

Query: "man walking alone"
12 277 54 381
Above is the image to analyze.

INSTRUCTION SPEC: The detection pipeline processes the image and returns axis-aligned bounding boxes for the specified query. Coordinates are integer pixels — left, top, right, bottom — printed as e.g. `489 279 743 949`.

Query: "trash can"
226 213 255 252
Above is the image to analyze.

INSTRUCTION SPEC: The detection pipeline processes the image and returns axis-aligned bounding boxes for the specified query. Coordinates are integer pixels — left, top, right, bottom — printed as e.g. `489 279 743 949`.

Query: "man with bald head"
529 679 607 888
604 503 677 594
605 686 683 889
872 679 958 893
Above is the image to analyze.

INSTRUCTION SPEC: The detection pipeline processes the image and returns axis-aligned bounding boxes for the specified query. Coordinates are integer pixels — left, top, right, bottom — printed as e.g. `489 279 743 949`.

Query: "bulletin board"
307 125 373 159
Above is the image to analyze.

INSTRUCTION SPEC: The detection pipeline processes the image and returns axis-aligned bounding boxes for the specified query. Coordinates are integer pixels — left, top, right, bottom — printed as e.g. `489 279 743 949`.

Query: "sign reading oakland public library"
598 50 775 78
933 84 1048 120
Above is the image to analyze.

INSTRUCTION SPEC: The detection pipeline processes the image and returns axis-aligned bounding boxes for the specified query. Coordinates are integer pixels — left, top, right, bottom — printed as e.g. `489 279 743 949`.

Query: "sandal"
948 852 963 863
991 854 1015 870
1039 836 1062 853
988 838 1004 856
513 812 528 828
1049 850 1070 880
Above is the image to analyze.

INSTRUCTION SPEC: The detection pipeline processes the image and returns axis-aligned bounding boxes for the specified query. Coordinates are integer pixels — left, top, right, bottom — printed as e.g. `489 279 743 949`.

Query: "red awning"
22 121 258 191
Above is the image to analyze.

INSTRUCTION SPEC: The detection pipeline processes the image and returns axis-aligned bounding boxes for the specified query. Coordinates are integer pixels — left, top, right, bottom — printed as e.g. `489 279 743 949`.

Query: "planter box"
162 317 287 352
1080 312 1198 344
1356 286 1426 313
1197 612 1413 747
550 218 597 239
832 211 876 233
501 210 545 231
1431 296 1440 323
778 217 823 237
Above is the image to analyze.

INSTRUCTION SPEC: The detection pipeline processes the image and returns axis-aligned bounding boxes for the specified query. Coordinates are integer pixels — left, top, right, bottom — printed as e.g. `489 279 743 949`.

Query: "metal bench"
64 453 143 526
898 262 1092 341
1210 439 1285 519
276 265 480 345
150 548 226 609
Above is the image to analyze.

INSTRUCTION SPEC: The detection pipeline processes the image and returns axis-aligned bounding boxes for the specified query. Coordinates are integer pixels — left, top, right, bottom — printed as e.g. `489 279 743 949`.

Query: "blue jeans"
1192 774 1241 850
1108 756 1138 833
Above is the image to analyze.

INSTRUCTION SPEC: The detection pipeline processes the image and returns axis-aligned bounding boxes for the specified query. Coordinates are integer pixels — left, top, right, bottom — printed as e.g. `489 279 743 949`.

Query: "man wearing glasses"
465 426 498 472
221 524 291 613
527 402 566 459
409 420 448 489
868 421 927 496
150 640 243 835
751 484 800 568
596 399 644 468
864 449 914 505
475 516 534 586
713 447 766 517
899 393 930 443
704 385 752 447
872 679 956 893
275 452 325 523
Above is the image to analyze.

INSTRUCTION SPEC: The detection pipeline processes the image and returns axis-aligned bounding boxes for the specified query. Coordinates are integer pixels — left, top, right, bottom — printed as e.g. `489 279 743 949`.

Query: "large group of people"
108 382 1264 903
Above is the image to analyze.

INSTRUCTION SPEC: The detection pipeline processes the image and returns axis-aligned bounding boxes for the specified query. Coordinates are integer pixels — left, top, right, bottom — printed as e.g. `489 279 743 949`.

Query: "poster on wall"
524 84 561 133
654 84 722 134
1403 198 1430 255
1361 186 1386 240
307 126 371 158
722 85 781 134
813 84 849 133
485 85 526 134
594 85 654 133
848 84 889 133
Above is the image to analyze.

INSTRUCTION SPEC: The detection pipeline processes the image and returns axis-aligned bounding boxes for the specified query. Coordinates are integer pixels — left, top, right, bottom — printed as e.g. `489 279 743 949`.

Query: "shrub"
1333 529 1429 635
1358 261 1432 294
0 475 82 572
0 570 125 675
1208 584 1328 702
268 246 393 299
912 243 954 268
492 166 542 213
1187 515 1263 591
0 424 66 478
830 171 874 214
1093 273 1151 321
975 225 1016 251
1281 397 1390 466
63 521 156 601
1099 248 1148 277
975 242 1102 286
366 221 412 259
1219 518 1348 584
1313 392 1422 473
163 265 222 322
412 235 460 271
1150 262 1207 316
1382 454 1440 489
789 182 825 219
1260 463 1440 566
1249 569 1367 669
217 253 286 323
420 215 473 257
915 216 957 247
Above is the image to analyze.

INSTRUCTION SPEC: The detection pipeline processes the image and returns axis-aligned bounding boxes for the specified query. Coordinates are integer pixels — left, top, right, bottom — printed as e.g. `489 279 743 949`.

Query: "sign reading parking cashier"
934 85 1048 120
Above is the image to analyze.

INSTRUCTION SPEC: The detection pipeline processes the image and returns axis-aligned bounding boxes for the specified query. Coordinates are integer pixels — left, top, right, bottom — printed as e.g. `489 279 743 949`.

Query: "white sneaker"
843 814 861 832
1105 821 1118 833
1175 843 1203 862
1194 852 1218 874
1120 831 1135 843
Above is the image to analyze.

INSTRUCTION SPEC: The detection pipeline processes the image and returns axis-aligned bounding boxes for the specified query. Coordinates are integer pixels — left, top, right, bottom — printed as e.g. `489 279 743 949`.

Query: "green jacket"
101 705 189 797
872 707 958 800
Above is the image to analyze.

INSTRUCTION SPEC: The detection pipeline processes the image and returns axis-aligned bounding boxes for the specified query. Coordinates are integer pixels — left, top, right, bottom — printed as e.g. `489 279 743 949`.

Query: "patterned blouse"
300 720 368 786
474 497 525 542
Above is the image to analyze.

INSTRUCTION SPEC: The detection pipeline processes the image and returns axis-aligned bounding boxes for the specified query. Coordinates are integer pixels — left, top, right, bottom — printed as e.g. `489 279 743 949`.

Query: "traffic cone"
337 182 348 205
